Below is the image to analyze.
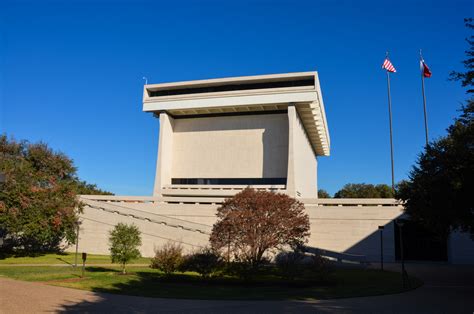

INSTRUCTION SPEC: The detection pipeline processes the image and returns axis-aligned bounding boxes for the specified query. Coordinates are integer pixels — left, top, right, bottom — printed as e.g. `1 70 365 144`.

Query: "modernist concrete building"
143 72 329 199
72 72 474 265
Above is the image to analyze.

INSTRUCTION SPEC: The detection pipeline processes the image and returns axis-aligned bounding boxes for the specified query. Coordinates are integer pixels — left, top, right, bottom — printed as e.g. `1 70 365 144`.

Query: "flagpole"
420 50 429 146
386 69 395 192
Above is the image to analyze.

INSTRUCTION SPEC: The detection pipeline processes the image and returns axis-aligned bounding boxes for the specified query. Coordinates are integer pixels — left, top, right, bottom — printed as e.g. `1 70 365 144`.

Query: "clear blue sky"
1 0 472 195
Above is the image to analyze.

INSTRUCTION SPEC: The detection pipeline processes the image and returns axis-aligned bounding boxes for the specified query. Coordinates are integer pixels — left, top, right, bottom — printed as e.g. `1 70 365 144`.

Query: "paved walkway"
0 263 473 313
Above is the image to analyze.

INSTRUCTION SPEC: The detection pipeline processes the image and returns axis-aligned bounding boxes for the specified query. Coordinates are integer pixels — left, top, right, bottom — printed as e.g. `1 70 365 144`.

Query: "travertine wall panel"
171 114 289 179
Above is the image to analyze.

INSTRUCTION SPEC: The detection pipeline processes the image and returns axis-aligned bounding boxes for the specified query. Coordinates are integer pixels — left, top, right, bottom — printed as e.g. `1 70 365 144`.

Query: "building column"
286 104 319 199
286 105 297 197
153 112 174 197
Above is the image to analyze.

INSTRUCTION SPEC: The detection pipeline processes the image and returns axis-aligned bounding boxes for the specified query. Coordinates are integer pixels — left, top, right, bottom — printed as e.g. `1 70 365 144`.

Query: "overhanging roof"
143 72 330 156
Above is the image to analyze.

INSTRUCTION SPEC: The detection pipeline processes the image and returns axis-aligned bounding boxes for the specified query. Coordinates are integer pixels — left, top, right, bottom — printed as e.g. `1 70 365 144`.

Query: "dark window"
171 178 287 185
149 78 314 97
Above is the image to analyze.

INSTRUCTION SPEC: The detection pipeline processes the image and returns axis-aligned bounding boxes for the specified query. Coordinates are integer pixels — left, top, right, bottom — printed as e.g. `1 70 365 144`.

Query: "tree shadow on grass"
55 267 423 313
68 268 336 301
57 269 325 313
85 266 120 273
56 257 73 266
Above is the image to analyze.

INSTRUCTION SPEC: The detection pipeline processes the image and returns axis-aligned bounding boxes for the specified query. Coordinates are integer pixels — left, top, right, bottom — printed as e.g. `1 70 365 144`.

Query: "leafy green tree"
450 18 474 94
75 180 113 195
398 20 474 238
318 189 331 198
334 183 393 198
0 135 111 253
397 100 474 238
108 223 142 274
0 136 81 252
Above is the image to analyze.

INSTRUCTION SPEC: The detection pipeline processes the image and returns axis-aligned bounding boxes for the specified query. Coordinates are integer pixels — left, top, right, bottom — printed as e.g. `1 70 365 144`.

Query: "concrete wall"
287 106 318 198
171 113 289 179
449 231 474 264
75 203 212 257
305 204 402 262
70 197 403 262
72 199 474 264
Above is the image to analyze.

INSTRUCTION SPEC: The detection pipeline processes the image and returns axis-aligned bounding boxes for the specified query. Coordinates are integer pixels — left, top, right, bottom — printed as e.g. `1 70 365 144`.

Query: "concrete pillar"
286 104 318 199
286 105 297 197
153 113 174 197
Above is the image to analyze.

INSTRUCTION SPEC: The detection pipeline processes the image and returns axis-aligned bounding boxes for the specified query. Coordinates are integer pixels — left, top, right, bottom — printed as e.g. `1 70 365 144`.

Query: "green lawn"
0 252 150 265
0 265 422 300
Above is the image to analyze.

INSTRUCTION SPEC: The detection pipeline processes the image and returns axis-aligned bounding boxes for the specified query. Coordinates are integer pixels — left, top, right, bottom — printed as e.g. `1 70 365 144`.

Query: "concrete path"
0 263 473 313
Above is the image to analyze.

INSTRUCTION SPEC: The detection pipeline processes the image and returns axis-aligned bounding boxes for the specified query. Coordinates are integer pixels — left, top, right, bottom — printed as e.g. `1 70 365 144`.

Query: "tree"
334 183 393 198
398 20 474 238
75 180 113 195
450 18 474 94
318 189 331 198
108 223 142 274
0 135 111 253
209 188 310 269
0 136 81 252
397 100 474 237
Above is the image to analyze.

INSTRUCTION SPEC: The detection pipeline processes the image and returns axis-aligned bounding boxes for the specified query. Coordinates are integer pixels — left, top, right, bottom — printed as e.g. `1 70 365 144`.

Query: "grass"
0 265 423 300
0 252 150 265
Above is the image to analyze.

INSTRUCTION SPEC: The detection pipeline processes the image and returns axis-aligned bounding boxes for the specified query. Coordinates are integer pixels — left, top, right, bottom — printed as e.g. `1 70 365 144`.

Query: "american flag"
382 58 396 73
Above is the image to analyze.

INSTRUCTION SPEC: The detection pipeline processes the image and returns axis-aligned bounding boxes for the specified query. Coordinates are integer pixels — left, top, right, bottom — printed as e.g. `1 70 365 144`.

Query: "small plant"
150 241 184 275
108 223 142 274
181 247 222 278
275 250 305 280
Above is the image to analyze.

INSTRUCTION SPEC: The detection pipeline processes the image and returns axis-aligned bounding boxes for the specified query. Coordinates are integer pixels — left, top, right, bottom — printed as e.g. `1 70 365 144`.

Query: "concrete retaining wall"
70 196 403 262
70 196 474 264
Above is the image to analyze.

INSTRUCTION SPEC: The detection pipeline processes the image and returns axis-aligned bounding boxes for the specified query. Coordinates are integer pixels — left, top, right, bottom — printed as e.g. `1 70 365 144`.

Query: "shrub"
150 241 184 275
275 250 305 280
224 256 272 281
181 247 222 278
306 253 333 281
109 223 142 274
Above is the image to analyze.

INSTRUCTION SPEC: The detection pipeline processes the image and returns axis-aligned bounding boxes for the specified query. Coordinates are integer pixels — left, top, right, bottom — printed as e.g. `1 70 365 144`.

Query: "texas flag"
420 59 432 78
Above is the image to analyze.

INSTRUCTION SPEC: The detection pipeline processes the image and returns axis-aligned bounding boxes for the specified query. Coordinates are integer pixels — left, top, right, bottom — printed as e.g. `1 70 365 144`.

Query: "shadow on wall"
339 215 449 263
261 127 289 180
342 219 399 263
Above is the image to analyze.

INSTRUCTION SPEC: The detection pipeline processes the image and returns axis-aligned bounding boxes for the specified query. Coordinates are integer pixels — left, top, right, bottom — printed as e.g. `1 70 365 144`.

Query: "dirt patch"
44 277 89 283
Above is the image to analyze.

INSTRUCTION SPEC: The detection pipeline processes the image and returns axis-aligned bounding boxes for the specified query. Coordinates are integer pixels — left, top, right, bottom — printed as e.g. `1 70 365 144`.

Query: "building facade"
71 72 474 265
143 72 329 199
